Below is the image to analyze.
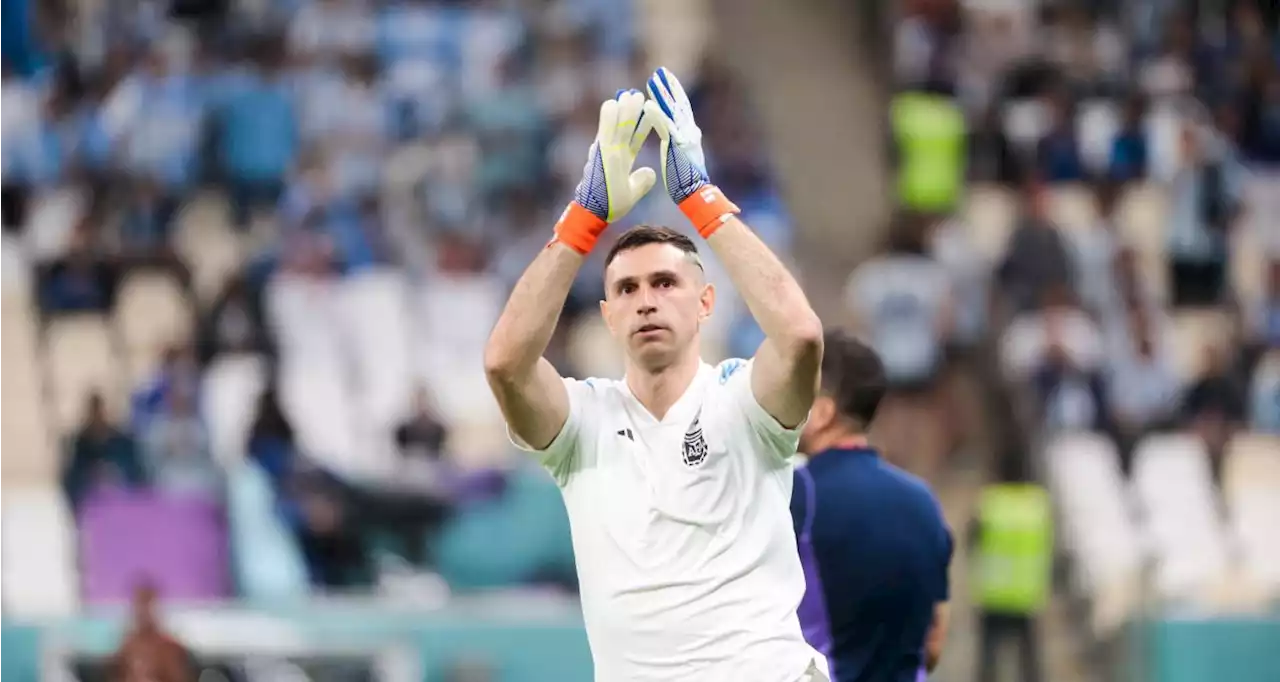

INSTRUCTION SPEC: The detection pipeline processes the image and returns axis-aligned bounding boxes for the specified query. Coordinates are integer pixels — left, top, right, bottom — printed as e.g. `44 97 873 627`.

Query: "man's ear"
810 395 837 430
599 299 613 335
699 283 716 322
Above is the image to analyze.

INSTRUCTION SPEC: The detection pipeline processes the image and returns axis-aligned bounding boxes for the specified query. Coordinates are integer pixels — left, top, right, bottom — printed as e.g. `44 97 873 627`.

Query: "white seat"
1 487 79 616
46 315 125 433
1130 433 1230 603
278 359 358 477
202 354 269 466
1044 432 1143 630
1223 434 1280 596
414 272 504 429
338 269 413 430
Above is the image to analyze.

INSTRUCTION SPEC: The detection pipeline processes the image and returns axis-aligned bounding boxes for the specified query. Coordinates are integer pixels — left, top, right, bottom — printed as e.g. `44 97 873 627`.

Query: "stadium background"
1 0 1278 680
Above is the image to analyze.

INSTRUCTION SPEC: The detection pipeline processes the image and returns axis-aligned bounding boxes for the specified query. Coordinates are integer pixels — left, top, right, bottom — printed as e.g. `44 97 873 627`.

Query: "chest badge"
681 413 708 467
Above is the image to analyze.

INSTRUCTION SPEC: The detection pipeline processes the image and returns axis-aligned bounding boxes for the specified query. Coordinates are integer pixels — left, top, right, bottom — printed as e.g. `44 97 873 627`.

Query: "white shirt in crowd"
845 254 951 384
511 359 826 682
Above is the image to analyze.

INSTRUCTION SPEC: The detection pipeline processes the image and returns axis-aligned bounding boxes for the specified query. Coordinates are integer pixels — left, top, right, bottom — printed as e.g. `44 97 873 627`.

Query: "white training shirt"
511 359 827 682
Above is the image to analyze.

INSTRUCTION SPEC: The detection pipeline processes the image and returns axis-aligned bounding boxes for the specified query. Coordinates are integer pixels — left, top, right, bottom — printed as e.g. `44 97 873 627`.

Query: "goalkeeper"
484 71 828 682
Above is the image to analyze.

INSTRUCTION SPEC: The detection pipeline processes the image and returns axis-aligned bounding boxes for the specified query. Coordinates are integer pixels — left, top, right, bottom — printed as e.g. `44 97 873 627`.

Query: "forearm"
483 241 584 380
704 217 822 344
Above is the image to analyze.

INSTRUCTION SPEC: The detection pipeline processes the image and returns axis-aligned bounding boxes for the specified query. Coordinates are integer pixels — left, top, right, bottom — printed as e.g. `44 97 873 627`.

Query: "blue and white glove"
554 89 657 254
643 67 740 236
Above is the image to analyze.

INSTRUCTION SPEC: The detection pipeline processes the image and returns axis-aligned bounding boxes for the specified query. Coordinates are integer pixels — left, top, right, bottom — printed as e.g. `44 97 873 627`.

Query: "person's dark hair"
249 385 294 444
820 331 887 430
603 225 700 270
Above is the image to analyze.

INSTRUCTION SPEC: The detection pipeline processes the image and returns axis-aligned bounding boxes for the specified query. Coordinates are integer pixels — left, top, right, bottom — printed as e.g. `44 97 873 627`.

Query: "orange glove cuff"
679 185 740 238
551 202 608 254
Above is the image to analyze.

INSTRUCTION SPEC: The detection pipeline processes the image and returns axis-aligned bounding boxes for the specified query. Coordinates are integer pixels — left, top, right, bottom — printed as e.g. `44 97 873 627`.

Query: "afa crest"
682 413 708 467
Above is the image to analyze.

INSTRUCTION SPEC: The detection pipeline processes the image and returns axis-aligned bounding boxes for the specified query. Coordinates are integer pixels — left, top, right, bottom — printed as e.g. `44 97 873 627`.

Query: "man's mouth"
635 324 666 335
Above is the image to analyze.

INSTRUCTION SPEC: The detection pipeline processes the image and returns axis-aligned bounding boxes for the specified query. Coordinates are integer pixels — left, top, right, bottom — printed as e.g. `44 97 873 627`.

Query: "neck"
807 429 870 456
625 351 702 421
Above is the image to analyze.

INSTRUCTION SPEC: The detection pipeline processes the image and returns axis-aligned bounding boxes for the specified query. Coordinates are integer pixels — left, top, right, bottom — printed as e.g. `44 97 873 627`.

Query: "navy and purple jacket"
791 446 952 682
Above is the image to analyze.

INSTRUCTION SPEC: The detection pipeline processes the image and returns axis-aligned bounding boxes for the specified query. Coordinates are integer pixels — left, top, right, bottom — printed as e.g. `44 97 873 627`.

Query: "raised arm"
483 243 583 450
645 68 821 428
484 91 656 450
706 217 823 428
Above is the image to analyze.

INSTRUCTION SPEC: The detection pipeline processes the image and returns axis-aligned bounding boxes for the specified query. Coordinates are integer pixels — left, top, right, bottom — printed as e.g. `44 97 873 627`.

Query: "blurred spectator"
247 385 297 489
890 82 967 214
62 392 147 510
1182 344 1248 471
141 386 220 499
1250 260 1280 346
1251 350 1280 434
844 217 953 473
1105 305 1181 469
218 36 297 230
396 387 448 462
36 219 119 315
196 273 266 364
1036 90 1086 184
1034 338 1110 436
1237 57 1280 165
1070 181 1124 316
131 343 201 433
2 58 41 229
968 103 1019 184
997 177 1074 314
109 581 195 682
99 47 205 213
1167 124 1244 307
1109 95 1150 181
301 53 388 200
288 0 375 64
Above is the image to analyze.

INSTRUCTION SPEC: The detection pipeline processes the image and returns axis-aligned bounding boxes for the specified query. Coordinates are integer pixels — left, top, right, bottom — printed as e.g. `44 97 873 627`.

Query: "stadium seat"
414 272 503 430
278 358 359 477
1000 309 1104 379
45 314 126 434
1043 432 1142 634
1 487 79 616
201 354 269 466
116 271 194 359
963 184 1018 261
2 292 56 485
226 461 310 602
1130 434 1231 604
1046 184 1097 234
1117 182 1170 302
173 194 245 302
339 269 414 430
1223 433 1280 599
1169 308 1234 383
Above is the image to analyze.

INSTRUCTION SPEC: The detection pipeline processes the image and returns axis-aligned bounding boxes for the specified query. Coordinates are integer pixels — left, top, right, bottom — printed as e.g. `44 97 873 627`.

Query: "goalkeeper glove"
643 67 740 238
553 89 657 254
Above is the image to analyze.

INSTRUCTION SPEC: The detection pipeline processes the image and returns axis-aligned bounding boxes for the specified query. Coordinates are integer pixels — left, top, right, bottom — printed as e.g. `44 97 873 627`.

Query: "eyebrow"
612 269 682 293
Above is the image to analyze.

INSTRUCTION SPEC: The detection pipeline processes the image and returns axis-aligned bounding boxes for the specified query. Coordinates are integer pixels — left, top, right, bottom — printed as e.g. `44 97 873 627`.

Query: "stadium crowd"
2 0 786 602
867 2 1279 674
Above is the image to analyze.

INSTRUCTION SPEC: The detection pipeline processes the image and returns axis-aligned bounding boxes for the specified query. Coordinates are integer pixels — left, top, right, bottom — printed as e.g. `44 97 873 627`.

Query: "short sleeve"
937 523 954 602
719 358 803 466
506 377 590 484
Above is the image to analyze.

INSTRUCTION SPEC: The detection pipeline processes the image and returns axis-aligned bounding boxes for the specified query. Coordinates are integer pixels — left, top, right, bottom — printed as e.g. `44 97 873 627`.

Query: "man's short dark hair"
821 331 887 430
603 225 700 270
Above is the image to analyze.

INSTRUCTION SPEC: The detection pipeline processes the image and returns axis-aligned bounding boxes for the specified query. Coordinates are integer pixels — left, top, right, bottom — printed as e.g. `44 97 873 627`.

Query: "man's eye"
657 279 674 289
621 284 636 294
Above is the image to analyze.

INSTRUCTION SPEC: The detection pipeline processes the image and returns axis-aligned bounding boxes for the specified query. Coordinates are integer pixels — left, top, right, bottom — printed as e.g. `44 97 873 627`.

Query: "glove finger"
657 67 693 118
628 167 657 200
646 71 677 122
642 99 672 141
629 105 656 156
596 98 619 145
616 90 644 138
